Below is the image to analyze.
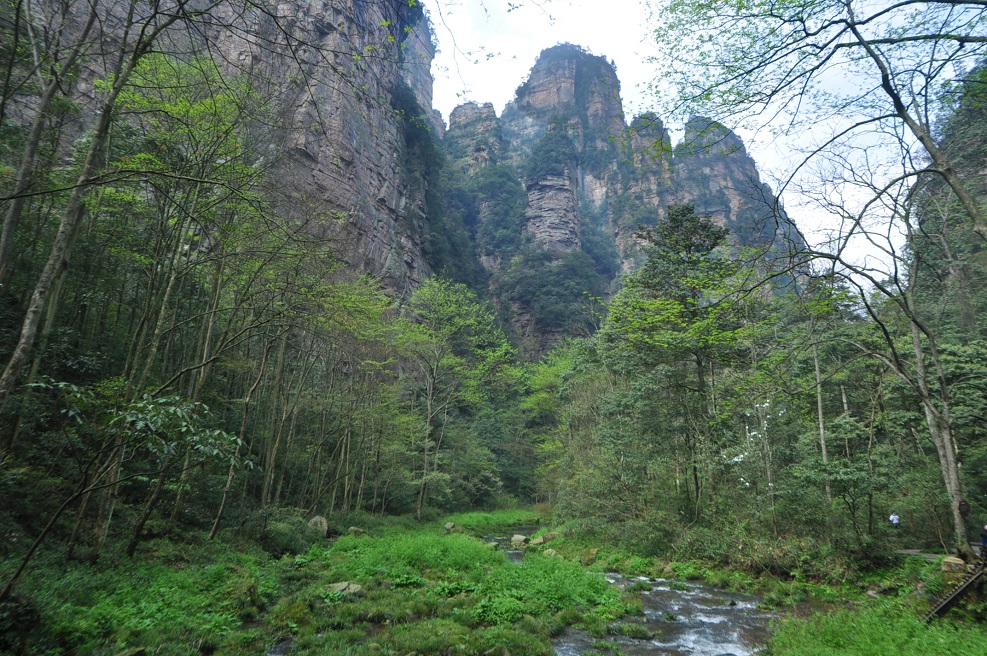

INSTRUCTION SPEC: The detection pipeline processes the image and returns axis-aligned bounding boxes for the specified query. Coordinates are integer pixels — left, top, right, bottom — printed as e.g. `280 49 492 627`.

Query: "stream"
553 575 776 656
488 528 778 656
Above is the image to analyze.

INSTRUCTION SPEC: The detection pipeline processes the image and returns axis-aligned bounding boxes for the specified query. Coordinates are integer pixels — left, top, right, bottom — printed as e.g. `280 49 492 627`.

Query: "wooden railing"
922 549 987 622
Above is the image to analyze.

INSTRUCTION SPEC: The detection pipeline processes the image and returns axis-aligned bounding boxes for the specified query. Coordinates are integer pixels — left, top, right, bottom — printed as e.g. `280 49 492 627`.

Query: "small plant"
473 596 527 625
391 571 426 588
667 561 704 580
626 578 653 593
589 639 626 655
320 589 345 605
607 622 653 639
434 579 477 597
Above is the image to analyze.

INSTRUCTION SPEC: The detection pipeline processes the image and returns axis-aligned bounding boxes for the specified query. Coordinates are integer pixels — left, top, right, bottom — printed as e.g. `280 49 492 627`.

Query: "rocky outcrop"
445 102 503 175
669 117 791 249
448 45 799 263
524 174 580 253
442 44 802 356
211 0 437 295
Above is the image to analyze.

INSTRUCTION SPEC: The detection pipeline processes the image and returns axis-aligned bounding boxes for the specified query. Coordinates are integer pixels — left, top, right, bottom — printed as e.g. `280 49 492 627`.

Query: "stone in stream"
530 531 562 547
511 534 528 547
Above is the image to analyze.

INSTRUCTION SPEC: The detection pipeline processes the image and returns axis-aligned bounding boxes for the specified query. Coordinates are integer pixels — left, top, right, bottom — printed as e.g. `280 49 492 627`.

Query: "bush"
238 508 325 558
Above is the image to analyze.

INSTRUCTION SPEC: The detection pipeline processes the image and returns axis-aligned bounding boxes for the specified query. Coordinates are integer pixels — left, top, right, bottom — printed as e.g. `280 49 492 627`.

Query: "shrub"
473 596 527 625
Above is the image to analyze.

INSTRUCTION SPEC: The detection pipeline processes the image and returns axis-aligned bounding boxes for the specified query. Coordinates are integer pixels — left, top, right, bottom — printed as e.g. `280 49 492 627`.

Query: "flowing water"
485 528 778 655
552 575 777 656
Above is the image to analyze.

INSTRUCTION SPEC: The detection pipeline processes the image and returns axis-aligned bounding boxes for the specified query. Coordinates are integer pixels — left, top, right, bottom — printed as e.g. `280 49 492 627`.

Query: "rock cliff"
211 0 439 295
442 43 801 355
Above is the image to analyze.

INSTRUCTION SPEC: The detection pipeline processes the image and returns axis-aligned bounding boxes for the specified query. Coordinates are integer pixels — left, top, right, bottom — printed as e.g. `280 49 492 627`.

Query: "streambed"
486 529 777 655
553 575 776 656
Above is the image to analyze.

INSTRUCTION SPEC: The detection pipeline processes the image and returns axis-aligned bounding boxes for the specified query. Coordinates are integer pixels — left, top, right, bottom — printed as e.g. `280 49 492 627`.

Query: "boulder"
308 515 328 536
347 526 367 537
541 532 561 542
483 646 511 656
580 548 599 565
444 522 456 531
941 556 968 584
544 548 560 558
530 536 545 547
326 581 364 596
511 534 528 547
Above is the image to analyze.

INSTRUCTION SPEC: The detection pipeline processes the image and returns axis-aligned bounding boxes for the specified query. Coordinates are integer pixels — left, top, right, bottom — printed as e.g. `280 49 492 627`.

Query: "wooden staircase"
922 549 987 622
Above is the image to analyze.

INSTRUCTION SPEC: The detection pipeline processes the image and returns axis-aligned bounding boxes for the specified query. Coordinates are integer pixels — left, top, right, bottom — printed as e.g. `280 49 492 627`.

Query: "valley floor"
2 509 986 656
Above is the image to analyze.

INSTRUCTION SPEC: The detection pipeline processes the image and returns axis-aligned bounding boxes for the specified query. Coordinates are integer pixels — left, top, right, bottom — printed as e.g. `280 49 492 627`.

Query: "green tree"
399 277 515 518
653 0 987 237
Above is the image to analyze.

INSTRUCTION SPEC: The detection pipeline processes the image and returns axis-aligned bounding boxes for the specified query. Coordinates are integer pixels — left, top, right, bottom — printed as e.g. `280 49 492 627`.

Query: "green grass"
439 508 545 533
11 539 276 655
6 514 625 655
768 601 987 656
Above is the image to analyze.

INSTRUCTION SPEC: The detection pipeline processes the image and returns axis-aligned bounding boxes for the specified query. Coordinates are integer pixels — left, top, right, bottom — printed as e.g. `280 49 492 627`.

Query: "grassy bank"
0 509 635 655
767 601 987 655
4 508 985 655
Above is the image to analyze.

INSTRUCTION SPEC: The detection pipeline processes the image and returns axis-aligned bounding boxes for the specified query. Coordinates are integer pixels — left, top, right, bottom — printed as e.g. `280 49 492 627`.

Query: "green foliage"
497 247 608 336
441 509 544 533
16 540 275 655
469 164 526 258
769 601 987 656
525 128 578 182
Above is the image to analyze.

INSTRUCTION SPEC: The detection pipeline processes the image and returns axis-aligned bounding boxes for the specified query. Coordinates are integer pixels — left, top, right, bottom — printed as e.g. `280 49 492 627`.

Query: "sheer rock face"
210 0 436 295
16 0 437 296
524 174 581 254
446 102 502 175
669 117 787 248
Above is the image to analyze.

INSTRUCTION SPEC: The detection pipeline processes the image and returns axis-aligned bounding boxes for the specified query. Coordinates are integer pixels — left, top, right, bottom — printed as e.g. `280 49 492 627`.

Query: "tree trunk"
0 3 97 286
127 463 170 557
813 345 832 501
210 338 273 538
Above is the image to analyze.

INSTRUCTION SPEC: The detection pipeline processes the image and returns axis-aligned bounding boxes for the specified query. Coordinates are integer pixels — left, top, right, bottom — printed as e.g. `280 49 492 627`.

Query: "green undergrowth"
2 537 277 655
2 509 634 655
767 600 987 656
441 508 546 534
522 531 934 609
4 508 970 655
